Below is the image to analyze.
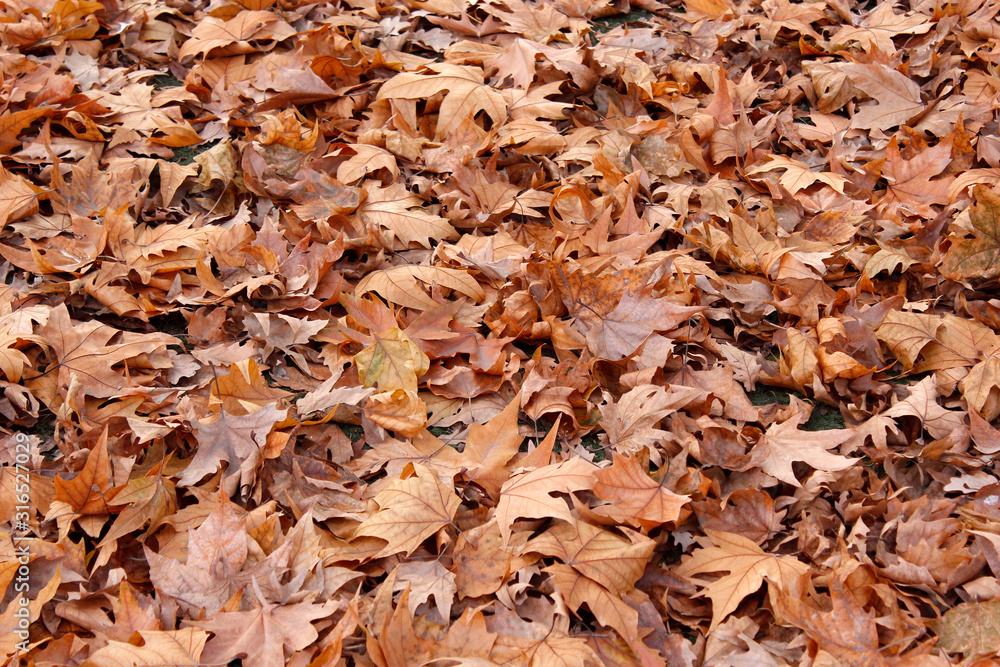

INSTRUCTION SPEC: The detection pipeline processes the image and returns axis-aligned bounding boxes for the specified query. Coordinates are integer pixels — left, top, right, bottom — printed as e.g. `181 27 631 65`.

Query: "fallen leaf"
675 529 810 632
354 463 461 557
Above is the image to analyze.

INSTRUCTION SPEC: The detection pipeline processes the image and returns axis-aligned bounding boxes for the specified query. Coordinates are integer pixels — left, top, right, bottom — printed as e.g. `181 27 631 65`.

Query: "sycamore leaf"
839 63 923 132
53 428 113 515
354 326 430 393
363 388 428 438
495 457 597 545
586 292 703 361
41 304 178 400
394 560 456 621
356 265 485 311
864 245 916 278
961 355 1000 421
209 358 293 415
99 471 177 547
354 463 461 557
600 384 702 457
881 376 966 440
144 493 249 614
772 578 886 667
592 455 689 529
936 600 1000 659
880 135 954 217
749 414 856 486
452 520 524 599
376 63 507 139
360 181 459 249
190 599 338 667
526 520 655 595
177 11 295 60
675 529 810 632
459 396 522 497
745 155 848 194
942 185 1000 281
177 404 287 490
544 563 639 641
82 628 209 667
0 164 42 227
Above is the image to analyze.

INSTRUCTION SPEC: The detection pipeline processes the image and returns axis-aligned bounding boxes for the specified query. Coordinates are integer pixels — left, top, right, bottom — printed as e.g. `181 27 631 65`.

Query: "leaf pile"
3 0 1000 664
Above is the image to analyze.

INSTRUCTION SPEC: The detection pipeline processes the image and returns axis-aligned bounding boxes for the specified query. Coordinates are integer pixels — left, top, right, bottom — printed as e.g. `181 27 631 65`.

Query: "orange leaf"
592 455 689 529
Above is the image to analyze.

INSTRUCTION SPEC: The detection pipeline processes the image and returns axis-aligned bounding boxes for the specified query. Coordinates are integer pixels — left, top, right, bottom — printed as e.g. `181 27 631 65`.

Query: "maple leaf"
209 358 293 415
364 388 428 438
359 181 459 249
355 265 485 311
879 135 955 217
177 11 295 60
936 600 1000 659
99 469 178 547
0 164 42 227
53 428 113 516
675 530 810 632
354 463 461 557
544 562 640 641
942 184 1000 281
40 304 178 400
881 376 966 441
838 63 923 132
376 63 508 139
144 493 250 614
601 384 701 458
745 155 848 195
586 292 703 361
394 560 456 621
458 396 523 497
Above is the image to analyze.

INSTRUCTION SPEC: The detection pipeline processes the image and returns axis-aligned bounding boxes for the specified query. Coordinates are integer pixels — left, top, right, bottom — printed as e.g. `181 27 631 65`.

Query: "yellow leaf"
354 326 429 393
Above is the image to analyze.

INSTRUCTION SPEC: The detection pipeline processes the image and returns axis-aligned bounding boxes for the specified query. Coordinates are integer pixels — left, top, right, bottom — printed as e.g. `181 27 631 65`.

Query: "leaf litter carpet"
3 0 1000 665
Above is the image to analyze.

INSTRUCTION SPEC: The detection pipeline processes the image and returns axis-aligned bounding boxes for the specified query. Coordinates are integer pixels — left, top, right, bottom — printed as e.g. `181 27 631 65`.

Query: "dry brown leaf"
592 455 689 529
354 463 461 557
495 457 597 544
676 529 810 632
749 415 856 486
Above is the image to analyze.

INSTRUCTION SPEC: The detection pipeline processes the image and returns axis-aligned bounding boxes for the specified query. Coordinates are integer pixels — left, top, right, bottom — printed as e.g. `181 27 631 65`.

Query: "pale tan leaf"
354 463 461 557
675 530 810 632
